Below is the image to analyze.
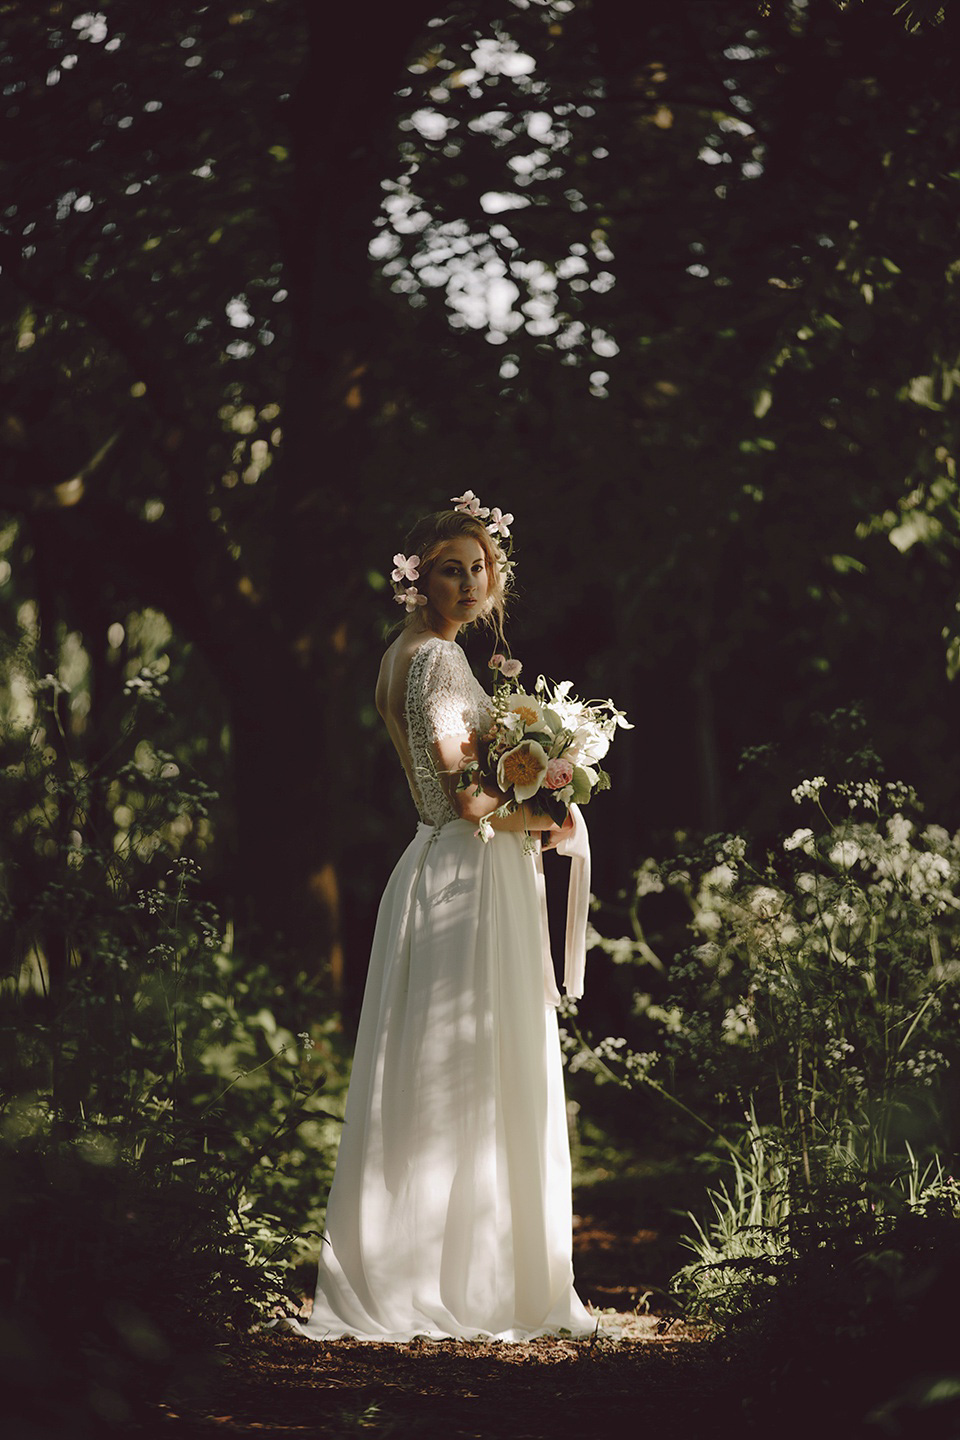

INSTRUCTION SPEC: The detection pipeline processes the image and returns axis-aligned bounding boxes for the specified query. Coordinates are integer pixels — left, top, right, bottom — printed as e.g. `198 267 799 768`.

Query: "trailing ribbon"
534 803 591 1006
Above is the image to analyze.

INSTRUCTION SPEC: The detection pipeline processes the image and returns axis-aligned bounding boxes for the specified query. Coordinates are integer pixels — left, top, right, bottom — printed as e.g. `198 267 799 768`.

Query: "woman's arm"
433 732 564 832
488 803 567 834
420 644 564 832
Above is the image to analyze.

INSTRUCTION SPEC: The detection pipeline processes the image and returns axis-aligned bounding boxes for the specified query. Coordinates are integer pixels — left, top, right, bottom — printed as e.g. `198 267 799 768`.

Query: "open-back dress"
288 636 592 1341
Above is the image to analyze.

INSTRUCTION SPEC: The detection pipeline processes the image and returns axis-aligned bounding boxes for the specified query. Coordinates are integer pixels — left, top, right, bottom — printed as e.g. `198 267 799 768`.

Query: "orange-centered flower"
512 703 539 727
503 748 543 787
497 739 549 802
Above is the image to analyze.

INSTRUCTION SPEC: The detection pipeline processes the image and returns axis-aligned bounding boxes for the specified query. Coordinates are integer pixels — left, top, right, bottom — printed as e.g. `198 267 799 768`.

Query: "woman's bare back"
376 632 428 758
377 631 460 819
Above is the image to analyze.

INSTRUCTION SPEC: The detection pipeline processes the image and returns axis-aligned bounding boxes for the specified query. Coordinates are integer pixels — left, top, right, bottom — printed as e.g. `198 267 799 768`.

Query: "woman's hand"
541 810 575 851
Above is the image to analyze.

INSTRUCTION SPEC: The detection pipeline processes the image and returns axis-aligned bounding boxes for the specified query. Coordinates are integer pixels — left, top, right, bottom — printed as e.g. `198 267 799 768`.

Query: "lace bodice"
403 637 490 827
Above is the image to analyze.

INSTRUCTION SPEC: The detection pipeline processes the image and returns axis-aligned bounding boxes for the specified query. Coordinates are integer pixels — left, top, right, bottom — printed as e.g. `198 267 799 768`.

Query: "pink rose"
545 757 574 790
500 658 522 678
489 654 505 670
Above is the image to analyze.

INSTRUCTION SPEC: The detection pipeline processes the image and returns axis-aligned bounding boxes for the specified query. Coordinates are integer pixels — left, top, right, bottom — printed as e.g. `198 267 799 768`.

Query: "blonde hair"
396 509 512 645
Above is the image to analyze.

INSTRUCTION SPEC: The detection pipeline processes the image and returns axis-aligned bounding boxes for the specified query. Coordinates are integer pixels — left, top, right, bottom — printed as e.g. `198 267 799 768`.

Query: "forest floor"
152 1185 739 1440
154 1321 725 1440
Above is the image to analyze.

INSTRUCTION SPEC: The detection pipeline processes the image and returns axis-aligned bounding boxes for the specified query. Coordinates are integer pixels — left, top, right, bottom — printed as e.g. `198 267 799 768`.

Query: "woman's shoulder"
377 635 464 720
404 636 467 690
381 632 456 673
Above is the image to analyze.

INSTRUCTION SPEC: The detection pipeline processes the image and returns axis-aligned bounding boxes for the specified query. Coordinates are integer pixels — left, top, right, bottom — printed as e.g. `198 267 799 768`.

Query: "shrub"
574 776 960 1164
568 777 960 1275
0 666 342 1433
570 775 960 1427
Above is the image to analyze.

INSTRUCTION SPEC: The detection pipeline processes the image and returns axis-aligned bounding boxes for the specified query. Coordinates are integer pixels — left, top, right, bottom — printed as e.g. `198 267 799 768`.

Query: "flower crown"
391 491 515 612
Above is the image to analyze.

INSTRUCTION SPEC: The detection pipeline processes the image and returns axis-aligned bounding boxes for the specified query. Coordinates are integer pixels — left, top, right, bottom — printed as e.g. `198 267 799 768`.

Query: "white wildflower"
829 839 861 870
906 851 952 902
701 863 737 893
694 908 723 935
634 859 664 898
722 1003 758 1041
887 813 914 846
624 1050 658 1078
922 825 951 853
791 776 826 804
838 779 881 810
748 885 783 918
124 669 167 697
884 780 918 808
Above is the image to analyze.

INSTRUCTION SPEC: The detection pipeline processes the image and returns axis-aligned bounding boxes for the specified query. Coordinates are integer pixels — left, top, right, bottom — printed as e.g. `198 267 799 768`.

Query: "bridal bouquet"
461 657 632 843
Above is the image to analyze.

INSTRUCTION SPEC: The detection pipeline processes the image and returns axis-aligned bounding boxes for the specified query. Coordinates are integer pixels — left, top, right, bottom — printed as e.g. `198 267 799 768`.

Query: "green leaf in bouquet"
571 766 595 805
539 792 568 827
457 761 482 795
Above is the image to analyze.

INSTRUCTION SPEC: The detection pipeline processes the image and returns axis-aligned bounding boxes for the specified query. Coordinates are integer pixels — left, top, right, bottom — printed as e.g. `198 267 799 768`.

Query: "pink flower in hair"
394 589 428 612
486 507 513 538
451 491 490 519
391 553 420 584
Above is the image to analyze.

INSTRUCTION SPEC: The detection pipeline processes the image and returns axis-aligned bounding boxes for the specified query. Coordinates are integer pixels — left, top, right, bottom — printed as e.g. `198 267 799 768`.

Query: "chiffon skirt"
288 818 593 1342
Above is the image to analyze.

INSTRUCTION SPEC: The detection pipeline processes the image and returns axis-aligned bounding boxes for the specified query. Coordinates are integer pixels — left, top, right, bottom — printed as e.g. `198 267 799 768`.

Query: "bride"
286 497 593 1341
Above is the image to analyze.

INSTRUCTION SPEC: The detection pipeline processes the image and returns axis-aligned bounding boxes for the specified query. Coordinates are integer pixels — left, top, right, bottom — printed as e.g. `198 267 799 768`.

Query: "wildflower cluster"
791 775 826 804
564 766 960 1335
569 780 960 1173
123 667 168 699
558 1014 659 1085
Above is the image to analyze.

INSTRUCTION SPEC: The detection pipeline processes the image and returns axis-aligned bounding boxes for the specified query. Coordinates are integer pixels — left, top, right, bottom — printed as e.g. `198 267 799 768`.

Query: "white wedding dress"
287 637 593 1342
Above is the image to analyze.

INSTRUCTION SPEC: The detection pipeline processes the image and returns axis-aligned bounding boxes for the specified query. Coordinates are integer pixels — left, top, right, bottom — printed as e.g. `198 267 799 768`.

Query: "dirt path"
147 1156 743 1438
156 1321 727 1439
153 1201 731 1439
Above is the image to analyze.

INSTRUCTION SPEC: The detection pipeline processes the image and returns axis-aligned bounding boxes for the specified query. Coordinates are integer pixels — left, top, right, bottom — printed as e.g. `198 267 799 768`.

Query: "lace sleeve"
417 641 477 743
404 639 480 827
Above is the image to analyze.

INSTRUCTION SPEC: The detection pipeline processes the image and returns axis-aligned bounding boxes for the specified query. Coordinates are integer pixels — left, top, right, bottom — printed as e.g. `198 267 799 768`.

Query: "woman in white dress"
288 503 593 1342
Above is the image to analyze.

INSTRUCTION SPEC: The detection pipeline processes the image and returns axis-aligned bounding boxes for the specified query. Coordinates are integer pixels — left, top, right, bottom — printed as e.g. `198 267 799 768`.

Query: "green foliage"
570 769 960 1365
672 1111 960 1319
672 1108 790 1320
716 1193 960 1435
570 758 960 1422
576 774 960 1144
0 668 344 1431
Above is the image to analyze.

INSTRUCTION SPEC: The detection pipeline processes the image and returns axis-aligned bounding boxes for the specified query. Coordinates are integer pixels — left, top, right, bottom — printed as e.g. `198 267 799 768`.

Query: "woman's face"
423 536 490 633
